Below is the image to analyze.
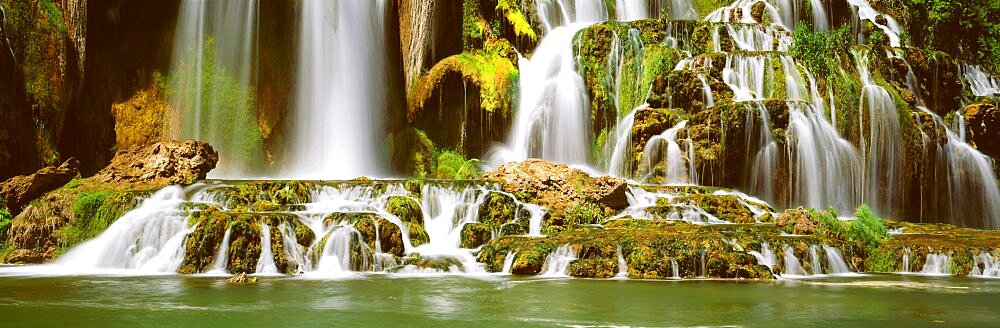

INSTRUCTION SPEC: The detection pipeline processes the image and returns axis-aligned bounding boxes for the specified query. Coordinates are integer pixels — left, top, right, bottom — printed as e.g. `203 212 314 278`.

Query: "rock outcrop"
1 140 216 264
0 158 80 215
93 141 218 186
482 159 629 213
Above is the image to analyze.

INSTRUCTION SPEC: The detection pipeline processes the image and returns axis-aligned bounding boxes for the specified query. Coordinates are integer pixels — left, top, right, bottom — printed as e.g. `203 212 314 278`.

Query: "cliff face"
0 0 180 179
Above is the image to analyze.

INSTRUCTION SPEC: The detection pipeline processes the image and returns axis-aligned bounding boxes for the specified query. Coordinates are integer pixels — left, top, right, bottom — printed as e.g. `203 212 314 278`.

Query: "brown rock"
94 140 219 186
482 159 629 213
964 102 999 160
4 249 52 264
775 208 818 235
0 158 80 214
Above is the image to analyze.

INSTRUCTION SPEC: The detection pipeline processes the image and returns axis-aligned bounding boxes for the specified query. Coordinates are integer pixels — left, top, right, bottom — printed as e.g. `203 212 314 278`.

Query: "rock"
0 158 80 214
775 208 818 235
94 141 219 186
4 249 52 264
225 272 257 284
482 159 628 213
964 102 999 160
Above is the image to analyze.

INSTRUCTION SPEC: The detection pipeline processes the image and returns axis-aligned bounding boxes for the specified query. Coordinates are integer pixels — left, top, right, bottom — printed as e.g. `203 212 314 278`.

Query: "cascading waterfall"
809 245 822 275
810 0 829 31
847 0 903 47
540 244 578 277
902 247 911 273
971 252 1000 278
502 252 517 274
750 242 778 272
209 228 233 274
961 64 1000 97
615 245 629 279
822 245 851 274
782 246 808 276
255 223 279 274
852 49 904 218
286 0 388 179
921 253 952 275
55 186 194 273
640 121 697 184
170 0 260 178
615 0 650 21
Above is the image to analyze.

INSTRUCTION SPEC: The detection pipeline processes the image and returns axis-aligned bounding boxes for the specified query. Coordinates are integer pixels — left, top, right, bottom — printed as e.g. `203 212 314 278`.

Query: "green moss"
496 0 537 41
563 202 607 227
434 150 481 180
790 24 852 78
0 201 11 241
60 191 135 251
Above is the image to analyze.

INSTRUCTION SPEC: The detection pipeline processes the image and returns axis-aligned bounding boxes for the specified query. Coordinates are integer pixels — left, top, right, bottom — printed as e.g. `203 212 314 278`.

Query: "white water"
921 253 952 275
502 252 517 274
961 64 1000 96
971 252 1000 278
286 0 388 179
782 246 808 276
640 121 697 184
208 228 233 274
539 244 577 277
615 246 629 279
706 0 786 29
170 0 259 178
671 259 680 279
822 245 852 274
853 49 903 218
255 223 279 274
902 247 911 273
810 0 828 31
847 0 902 47
55 187 193 273
809 245 823 275
749 242 778 272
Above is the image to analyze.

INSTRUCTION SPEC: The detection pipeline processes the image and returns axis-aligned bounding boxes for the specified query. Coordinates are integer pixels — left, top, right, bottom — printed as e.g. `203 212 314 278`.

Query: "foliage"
166 37 265 172
455 40 519 113
886 0 1000 72
811 207 847 240
563 202 607 226
691 0 730 18
789 24 853 78
849 205 889 249
496 0 537 41
434 150 481 179
0 200 11 241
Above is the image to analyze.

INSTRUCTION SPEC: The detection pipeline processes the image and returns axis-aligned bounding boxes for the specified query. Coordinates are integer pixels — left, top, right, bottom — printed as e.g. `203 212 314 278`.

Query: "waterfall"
615 245 629 279
809 245 822 275
847 0 902 47
502 252 517 274
255 223 279 274
706 0 786 28
539 244 577 277
971 252 1000 278
961 64 1000 97
920 253 952 275
412 185 489 272
209 228 233 274
852 49 904 217
640 121 697 184
749 242 778 272
615 0 649 21
315 225 362 277
782 245 807 276
56 187 194 273
671 259 680 278
902 247 911 273
822 245 851 274
170 0 260 178
286 0 388 179
810 0 829 32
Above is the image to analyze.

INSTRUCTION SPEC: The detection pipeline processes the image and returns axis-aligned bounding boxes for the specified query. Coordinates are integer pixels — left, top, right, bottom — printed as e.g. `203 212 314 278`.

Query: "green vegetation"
563 202 607 227
60 191 134 252
434 150 482 180
0 200 11 241
496 0 537 41
455 40 519 113
789 24 853 78
849 205 889 249
166 37 265 171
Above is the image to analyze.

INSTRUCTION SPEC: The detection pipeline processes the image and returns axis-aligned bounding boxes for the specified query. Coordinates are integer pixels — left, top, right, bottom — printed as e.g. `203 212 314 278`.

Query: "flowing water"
286 0 389 179
170 0 260 178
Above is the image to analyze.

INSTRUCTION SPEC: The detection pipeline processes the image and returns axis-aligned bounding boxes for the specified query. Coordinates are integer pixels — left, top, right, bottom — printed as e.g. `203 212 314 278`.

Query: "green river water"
0 272 997 327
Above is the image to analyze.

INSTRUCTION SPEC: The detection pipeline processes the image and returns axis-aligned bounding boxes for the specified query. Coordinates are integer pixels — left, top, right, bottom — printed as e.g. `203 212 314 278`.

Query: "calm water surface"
0 271 997 327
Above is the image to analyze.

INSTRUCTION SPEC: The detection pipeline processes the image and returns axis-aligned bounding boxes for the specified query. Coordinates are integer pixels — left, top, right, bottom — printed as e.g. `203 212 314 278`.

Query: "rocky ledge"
0 141 217 263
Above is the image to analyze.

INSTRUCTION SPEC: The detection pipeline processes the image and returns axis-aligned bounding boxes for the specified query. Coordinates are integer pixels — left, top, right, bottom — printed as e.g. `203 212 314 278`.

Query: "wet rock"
482 159 629 214
93 140 218 186
963 102 999 160
0 158 80 214
225 272 257 284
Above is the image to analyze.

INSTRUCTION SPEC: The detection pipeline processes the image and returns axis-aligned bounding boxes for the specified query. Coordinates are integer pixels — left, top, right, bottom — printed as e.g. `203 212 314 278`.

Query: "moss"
495 0 537 41
0 202 11 242
59 191 136 252
386 196 423 225
434 150 482 179
563 202 607 227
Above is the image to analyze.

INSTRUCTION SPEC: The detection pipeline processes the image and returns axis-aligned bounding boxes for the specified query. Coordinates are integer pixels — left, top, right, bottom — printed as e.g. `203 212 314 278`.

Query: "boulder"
482 159 629 213
964 102 999 161
0 158 80 214
94 140 219 186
